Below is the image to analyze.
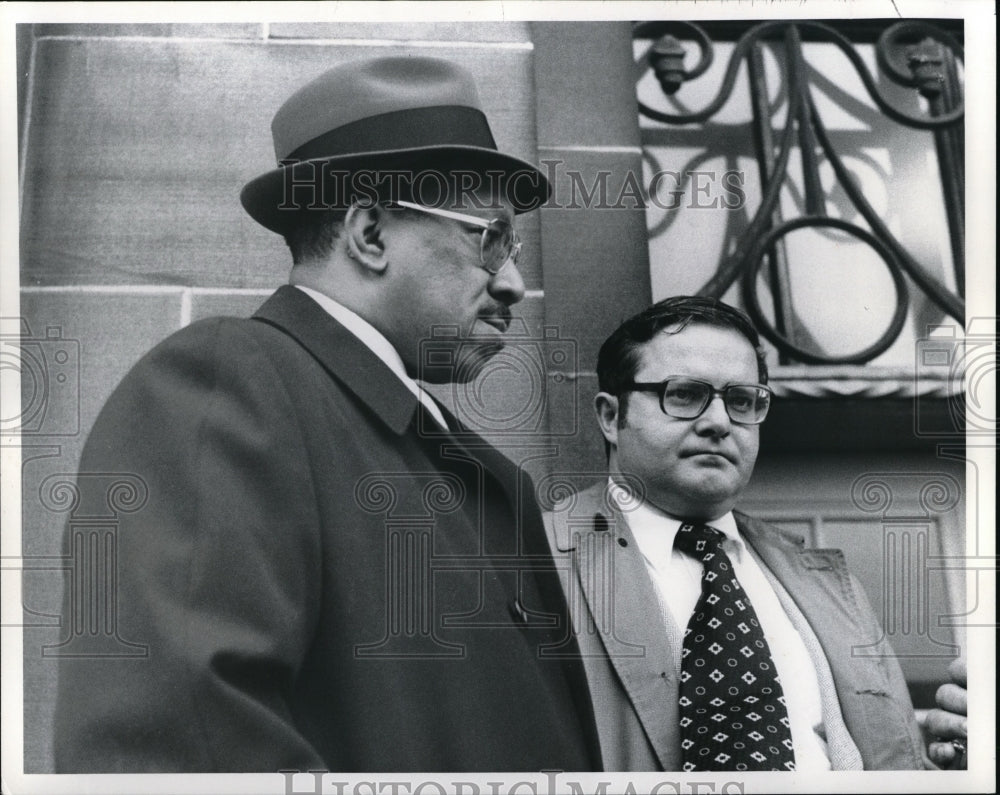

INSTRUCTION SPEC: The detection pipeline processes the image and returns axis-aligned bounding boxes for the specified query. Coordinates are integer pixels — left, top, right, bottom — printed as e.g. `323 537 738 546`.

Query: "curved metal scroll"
634 20 965 365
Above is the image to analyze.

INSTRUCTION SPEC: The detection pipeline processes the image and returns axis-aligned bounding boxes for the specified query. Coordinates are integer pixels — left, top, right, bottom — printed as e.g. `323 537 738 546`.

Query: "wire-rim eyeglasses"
394 200 521 275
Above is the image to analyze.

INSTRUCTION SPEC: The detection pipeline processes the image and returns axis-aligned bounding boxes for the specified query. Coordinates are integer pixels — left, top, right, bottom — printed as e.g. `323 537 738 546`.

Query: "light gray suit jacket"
542 482 929 771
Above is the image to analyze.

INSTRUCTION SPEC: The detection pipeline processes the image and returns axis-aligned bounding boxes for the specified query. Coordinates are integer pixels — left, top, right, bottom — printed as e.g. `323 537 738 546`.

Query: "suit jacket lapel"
559 484 681 770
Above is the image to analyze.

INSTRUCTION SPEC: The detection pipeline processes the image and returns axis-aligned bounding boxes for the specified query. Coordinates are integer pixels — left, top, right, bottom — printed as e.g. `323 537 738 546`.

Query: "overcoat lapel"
737 514 891 695
256 287 524 509
253 285 418 434
557 486 681 770
256 286 540 554
736 512 923 769
429 392 604 769
432 403 524 526
256 286 603 766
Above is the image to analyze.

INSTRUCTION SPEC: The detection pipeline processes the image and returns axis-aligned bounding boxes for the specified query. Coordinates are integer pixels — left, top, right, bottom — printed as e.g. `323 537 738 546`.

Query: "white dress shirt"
608 480 832 771
294 285 449 430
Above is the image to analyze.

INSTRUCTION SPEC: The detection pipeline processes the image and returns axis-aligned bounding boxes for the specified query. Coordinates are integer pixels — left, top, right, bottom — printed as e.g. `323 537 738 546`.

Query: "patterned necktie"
674 522 796 772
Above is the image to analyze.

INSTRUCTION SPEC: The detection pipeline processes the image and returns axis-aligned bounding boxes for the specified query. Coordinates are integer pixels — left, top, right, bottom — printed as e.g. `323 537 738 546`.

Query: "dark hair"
597 296 769 436
282 208 348 265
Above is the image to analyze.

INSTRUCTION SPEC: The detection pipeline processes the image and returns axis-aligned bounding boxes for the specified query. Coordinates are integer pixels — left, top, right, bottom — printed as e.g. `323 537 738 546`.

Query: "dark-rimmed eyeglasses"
394 200 521 275
621 376 773 425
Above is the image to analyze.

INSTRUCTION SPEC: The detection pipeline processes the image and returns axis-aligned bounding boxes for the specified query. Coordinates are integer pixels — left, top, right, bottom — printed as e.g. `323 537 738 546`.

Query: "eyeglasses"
394 200 521 275
621 376 773 425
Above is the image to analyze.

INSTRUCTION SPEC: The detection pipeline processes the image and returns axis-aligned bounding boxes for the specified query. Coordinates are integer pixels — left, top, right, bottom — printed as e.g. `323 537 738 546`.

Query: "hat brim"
240 146 551 235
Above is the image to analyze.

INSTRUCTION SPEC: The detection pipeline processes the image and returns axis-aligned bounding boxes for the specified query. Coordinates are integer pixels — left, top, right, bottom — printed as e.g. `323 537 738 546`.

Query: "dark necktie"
674 522 796 772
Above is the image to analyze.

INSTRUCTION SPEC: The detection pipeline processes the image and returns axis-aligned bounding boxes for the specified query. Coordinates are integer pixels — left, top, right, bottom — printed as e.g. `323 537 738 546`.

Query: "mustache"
476 303 513 331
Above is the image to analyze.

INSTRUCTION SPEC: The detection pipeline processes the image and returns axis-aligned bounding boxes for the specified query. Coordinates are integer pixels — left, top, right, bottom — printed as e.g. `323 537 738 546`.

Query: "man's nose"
488 259 526 305
694 393 732 435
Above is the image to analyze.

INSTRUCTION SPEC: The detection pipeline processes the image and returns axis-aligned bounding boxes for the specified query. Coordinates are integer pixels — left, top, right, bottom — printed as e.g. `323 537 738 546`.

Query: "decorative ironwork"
634 20 965 366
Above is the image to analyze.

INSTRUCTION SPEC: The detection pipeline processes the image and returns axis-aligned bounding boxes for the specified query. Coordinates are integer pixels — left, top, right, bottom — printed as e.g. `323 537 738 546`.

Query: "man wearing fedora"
53 57 601 773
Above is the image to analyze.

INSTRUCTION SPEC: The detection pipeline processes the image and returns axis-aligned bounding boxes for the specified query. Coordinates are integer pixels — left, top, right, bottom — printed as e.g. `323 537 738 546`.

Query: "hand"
925 658 967 769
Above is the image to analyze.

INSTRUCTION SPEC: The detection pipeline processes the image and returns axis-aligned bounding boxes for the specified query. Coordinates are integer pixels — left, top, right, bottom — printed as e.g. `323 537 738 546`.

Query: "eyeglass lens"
661 379 770 423
482 221 518 273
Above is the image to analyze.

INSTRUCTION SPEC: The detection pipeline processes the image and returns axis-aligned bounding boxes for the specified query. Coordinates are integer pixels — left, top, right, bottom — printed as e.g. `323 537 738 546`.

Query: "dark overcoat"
53 286 601 773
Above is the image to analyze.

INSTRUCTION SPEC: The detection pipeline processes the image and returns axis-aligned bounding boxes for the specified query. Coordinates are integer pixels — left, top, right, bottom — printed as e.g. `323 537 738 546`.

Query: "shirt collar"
293 285 449 430
607 478 743 564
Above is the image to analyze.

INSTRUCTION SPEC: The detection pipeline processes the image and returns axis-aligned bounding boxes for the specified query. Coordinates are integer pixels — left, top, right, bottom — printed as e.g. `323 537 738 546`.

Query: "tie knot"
674 523 724 560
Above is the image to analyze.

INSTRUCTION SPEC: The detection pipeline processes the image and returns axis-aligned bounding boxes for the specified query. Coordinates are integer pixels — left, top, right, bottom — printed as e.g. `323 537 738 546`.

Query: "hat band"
282 105 498 165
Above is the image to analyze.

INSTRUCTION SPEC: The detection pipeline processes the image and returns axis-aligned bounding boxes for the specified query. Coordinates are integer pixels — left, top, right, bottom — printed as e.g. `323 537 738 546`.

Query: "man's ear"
344 203 389 273
594 392 620 448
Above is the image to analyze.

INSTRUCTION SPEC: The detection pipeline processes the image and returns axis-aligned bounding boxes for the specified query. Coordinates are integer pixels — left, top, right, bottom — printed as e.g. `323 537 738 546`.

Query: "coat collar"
253 285 419 435
734 510 857 608
556 483 834 571
253 286 525 510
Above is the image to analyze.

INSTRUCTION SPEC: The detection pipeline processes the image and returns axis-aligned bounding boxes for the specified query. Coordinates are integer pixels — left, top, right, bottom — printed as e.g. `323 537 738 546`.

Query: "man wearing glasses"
543 296 932 771
53 56 601 773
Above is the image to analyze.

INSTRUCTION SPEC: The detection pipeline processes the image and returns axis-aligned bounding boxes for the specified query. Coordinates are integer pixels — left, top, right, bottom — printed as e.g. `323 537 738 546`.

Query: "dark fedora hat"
240 56 551 234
